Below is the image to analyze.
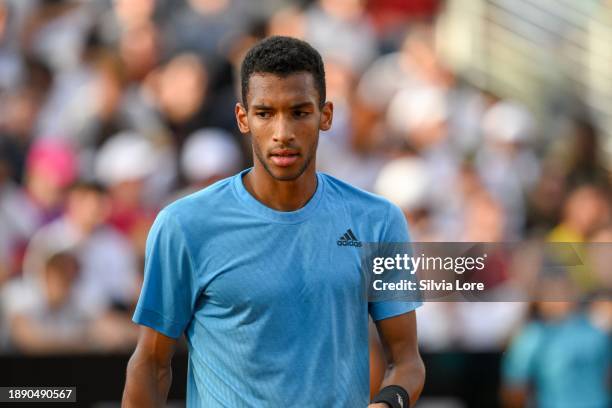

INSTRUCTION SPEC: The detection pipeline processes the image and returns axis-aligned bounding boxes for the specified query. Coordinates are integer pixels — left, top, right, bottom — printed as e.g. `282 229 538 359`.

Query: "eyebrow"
251 102 315 110
251 105 273 110
289 102 315 109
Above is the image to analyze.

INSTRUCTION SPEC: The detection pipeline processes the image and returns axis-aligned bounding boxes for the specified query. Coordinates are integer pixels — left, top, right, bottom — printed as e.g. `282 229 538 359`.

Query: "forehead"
246 72 319 107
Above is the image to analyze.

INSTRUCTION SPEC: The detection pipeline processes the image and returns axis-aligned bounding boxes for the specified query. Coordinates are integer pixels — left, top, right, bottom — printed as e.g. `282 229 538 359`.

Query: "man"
123 36 425 407
22 181 139 313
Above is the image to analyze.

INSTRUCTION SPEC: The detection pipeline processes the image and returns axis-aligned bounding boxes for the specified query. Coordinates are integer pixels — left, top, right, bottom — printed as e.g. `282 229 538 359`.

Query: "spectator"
525 160 568 235
476 100 540 238
304 0 378 74
118 21 160 83
3 249 139 354
95 131 169 235
0 138 77 277
316 58 385 190
163 0 251 64
266 4 306 39
144 52 238 148
560 117 610 190
502 275 610 408
374 155 435 241
177 127 243 199
3 251 91 354
22 181 139 313
548 184 611 242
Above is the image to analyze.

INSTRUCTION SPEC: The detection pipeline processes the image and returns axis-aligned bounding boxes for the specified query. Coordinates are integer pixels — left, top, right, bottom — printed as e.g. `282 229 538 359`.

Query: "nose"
272 115 295 145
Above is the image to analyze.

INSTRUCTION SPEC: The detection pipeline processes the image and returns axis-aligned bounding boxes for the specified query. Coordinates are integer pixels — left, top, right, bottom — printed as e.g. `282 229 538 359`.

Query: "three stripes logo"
337 229 362 247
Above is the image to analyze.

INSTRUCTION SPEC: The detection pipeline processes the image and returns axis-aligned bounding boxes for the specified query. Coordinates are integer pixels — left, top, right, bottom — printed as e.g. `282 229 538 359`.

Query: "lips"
269 149 300 167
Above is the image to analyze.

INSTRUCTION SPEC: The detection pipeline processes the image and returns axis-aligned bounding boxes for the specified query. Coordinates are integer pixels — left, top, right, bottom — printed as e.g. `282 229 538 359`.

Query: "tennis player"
122 36 425 408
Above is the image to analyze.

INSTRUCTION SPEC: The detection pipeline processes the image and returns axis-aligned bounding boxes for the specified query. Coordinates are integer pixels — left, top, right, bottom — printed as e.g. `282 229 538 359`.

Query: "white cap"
95 131 157 185
374 157 430 210
181 128 241 182
387 86 447 135
482 101 534 143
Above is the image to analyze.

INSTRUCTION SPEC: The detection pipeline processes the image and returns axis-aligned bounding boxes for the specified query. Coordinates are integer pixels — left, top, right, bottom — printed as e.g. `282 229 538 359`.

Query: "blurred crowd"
0 0 609 383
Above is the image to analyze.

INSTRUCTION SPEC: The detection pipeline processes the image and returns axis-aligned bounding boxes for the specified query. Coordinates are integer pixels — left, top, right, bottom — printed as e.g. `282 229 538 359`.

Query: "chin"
256 150 314 182
262 161 307 182
268 169 304 182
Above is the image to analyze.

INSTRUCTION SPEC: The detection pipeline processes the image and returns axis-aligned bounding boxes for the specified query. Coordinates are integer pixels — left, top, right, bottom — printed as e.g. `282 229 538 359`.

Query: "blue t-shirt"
133 169 421 407
503 314 611 408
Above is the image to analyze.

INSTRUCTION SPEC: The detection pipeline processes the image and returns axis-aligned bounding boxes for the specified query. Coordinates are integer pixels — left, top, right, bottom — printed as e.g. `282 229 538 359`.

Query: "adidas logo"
337 229 362 247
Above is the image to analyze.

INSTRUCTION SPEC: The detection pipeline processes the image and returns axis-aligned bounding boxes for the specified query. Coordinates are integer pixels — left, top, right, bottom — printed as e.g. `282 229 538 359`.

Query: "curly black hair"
240 36 326 109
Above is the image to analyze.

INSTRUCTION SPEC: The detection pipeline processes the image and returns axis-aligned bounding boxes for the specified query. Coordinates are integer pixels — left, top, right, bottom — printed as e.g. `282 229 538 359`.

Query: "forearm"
501 385 527 408
372 311 424 408
122 349 173 408
380 355 425 407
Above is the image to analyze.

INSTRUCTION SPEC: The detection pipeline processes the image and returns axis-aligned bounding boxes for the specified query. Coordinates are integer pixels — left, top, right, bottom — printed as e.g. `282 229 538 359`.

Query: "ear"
319 101 333 131
235 103 250 134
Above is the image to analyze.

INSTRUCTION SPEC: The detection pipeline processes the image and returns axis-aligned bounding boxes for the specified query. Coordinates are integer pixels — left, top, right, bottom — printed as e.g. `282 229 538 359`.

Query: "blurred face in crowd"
25 140 77 211
119 22 159 81
188 0 229 15
563 186 610 236
114 0 155 27
324 60 354 104
109 179 145 211
156 54 208 123
66 188 111 234
320 0 365 20
43 255 79 310
530 163 567 216
536 276 577 321
400 24 453 88
92 53 124 120
26 168 64 210
463 192 506 242
537 301 575 321
267 6 305 38
236 72 333 181
3 89 40 139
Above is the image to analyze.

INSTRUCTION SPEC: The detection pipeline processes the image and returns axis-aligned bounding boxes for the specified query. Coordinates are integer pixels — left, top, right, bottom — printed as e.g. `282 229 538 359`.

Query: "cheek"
249 125 267 147
294 118 320 136
246 117 271 137
250 132 266 157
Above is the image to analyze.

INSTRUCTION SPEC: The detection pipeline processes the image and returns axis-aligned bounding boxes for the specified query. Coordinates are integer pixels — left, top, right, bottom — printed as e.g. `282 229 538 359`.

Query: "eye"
294 110 310 118
255 111 271 118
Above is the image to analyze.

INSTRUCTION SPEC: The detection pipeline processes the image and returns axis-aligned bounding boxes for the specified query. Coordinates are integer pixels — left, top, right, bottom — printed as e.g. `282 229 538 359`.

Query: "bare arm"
501 385 528 408
369 311 425 408
369 319 386 399
122 326 178 408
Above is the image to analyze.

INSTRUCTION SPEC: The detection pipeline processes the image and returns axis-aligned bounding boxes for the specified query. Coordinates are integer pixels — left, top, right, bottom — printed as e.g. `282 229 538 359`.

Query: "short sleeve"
381 203 410 242
132 210 199 339
369 203 421 321
502 323 542 386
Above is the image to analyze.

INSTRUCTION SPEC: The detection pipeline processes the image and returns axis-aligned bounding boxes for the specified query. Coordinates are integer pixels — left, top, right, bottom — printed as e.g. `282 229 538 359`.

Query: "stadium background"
0 0 610 407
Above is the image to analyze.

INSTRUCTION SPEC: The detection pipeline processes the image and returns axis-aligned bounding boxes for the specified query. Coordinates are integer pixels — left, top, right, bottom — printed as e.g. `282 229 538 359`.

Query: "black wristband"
371 385 410 408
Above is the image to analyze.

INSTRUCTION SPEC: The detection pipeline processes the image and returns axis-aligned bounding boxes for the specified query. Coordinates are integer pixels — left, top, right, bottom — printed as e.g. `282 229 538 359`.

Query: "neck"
243 164 318 212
